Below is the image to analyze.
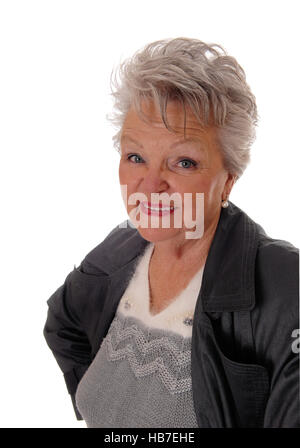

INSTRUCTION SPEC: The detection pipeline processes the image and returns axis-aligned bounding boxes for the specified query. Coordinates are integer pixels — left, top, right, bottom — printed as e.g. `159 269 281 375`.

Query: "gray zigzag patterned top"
75 243 204 428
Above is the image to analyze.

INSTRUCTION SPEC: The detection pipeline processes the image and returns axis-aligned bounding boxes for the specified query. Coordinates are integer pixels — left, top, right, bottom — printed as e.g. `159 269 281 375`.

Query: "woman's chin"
135 226 182 243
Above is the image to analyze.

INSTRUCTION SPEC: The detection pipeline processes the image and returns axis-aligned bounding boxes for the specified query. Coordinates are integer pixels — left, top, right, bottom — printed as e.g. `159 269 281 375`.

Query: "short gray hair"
108 37 258 178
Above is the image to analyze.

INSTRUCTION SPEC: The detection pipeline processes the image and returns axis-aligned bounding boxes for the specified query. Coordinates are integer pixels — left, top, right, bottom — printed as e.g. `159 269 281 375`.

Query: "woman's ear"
224 173 237 198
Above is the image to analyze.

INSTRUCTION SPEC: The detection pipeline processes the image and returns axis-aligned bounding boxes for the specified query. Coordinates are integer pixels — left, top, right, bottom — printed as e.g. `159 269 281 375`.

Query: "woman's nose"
140 169 169 193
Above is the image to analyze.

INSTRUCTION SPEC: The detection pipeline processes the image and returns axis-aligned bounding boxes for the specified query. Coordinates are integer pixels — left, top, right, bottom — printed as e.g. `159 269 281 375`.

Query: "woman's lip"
141 201 176 210
139 201 176 216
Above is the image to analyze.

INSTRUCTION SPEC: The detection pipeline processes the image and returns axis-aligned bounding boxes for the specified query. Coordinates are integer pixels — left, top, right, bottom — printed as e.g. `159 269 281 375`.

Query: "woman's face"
119 99 235 243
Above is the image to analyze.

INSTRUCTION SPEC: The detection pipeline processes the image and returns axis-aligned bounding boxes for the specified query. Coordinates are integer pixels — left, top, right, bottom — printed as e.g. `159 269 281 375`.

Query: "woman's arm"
43 267 93 420
263 349 299 427
254 240 299 427
43 223 130 420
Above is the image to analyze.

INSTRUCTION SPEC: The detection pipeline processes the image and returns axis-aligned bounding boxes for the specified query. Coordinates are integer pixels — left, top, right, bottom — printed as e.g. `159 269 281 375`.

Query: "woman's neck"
150 216 219 272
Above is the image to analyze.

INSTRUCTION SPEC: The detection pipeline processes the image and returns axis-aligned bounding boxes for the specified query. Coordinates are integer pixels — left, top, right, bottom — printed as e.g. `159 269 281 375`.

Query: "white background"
0 0 299 427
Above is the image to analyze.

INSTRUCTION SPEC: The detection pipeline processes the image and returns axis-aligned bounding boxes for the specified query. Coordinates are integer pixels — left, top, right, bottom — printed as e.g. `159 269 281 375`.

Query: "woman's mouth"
140 201 176 216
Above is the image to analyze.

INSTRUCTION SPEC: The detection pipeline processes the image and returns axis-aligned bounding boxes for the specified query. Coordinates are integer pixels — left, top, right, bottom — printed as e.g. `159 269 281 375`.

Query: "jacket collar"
85 201 265 312
200 201 263 312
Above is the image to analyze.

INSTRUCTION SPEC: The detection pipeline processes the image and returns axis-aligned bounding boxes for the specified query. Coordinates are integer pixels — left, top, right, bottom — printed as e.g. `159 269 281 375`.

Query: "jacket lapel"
200 202 263 312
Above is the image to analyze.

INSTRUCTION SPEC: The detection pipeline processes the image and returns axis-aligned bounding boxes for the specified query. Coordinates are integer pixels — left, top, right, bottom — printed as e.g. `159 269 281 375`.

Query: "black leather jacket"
43 202 299 427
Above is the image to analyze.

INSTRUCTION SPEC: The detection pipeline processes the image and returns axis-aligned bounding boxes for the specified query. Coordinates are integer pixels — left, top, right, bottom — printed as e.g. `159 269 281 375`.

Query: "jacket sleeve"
43 266 93 421
43 223 128 421
263 344 299 427
254 240 300 427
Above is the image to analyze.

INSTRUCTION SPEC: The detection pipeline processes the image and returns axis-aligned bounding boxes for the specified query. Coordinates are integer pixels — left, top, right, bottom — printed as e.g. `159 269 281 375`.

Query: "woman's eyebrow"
120 135 206 153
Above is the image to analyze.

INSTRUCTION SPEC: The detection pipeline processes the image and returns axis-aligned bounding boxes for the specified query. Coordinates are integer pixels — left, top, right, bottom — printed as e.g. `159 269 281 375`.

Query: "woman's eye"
177 159 197 169
127 154 144 163
126 154 197 169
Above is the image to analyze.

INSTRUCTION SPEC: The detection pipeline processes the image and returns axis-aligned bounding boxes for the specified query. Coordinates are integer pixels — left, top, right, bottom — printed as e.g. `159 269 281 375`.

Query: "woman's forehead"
121 102 214 143
123 100 204 129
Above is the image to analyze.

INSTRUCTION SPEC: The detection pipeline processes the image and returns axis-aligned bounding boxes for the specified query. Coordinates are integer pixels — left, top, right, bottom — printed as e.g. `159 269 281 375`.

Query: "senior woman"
43 38 299 428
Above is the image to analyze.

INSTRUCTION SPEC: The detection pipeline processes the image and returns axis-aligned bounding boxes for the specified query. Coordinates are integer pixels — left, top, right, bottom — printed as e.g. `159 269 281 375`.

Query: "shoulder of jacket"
78 220 147 275
256 232 299 267
255 232 299 309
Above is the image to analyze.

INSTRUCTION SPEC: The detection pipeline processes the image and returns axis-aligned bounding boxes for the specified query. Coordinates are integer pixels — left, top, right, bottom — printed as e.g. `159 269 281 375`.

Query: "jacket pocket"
192 312 270 428
219 349 270 427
